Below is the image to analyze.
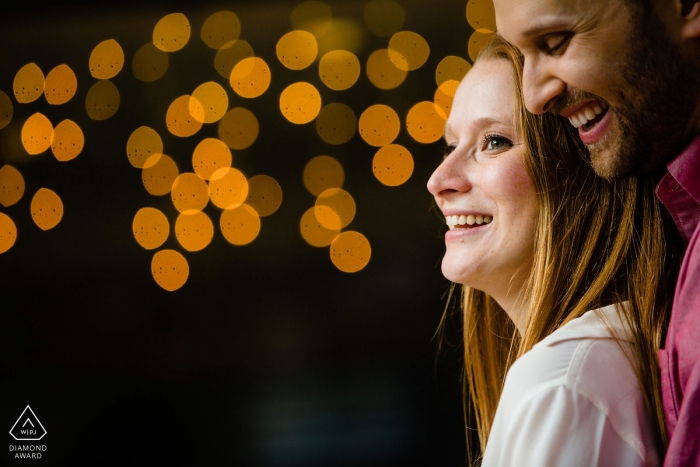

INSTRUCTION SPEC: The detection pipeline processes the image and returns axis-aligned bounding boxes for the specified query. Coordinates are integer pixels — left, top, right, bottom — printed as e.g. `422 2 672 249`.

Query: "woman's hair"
453 35 683 462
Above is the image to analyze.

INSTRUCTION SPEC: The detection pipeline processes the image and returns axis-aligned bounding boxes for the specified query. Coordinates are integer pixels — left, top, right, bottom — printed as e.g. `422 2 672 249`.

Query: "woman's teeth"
568 101 608 129
445 214 492 229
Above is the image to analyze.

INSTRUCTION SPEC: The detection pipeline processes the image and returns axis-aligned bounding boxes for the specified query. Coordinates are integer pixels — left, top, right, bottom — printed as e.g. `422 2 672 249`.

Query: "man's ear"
681 2 700 39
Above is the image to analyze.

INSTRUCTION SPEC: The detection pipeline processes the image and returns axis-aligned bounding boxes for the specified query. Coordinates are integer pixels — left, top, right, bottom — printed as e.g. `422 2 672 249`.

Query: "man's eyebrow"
521 20 571 38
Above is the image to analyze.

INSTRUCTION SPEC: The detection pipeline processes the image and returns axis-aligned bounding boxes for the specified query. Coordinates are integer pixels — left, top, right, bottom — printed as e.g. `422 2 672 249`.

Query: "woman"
427 36 681 466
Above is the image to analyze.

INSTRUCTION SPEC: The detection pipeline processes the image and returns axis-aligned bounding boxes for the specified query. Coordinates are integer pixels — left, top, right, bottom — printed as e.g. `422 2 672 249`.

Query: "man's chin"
587 140 636 179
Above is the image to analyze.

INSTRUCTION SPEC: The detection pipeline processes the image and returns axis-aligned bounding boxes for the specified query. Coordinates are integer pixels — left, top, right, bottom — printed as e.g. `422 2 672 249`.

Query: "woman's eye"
484 135 512 151
442 144 456 159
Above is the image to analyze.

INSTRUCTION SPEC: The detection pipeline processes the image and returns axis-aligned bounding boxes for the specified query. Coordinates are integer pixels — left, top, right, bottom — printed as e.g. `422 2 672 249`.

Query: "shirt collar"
536 303 631 348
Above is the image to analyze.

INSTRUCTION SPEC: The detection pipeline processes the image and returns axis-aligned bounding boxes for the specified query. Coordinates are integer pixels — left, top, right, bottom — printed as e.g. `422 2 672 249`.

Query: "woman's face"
427 58 538 307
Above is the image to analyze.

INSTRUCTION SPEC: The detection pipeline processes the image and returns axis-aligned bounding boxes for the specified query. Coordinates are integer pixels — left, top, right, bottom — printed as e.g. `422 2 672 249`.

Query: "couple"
428 0 700 465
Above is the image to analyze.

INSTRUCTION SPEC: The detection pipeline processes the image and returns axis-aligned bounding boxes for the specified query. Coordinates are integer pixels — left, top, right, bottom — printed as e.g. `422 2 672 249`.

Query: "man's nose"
522 58 566 114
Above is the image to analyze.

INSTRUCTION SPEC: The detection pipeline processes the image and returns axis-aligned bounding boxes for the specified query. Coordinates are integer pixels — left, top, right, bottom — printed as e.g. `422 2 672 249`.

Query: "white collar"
536 303 632 348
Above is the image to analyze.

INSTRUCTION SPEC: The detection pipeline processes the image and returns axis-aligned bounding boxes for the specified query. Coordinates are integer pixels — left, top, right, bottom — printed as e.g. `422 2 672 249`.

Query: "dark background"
1 1 474 465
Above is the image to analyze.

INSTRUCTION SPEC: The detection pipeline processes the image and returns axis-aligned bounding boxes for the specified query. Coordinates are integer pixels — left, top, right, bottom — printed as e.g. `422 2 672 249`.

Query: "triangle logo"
9 406 47 441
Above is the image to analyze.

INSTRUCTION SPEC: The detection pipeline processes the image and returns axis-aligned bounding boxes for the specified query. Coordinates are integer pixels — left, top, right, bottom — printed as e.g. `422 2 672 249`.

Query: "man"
492 0 700 465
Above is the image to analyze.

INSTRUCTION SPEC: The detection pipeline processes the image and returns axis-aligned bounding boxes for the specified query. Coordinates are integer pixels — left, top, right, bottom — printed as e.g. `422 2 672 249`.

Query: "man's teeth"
568 102 608 129
445 215 493 229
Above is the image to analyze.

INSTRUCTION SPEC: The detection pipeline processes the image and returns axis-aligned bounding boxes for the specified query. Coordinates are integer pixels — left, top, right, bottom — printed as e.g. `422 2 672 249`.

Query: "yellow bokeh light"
0 165 25 207
246 175 282 217
44 64 77 105
280 82 322 124
153 13 191 52
51 119 84 162
230 57 271 99
31 187 63 231
220 204 260 246
171 172 209 213
192 138 232 180
191 81 228 124
209 167 248 209
22 113 53 155
218 107 259 150
303 155 344 196
466 0 497 31
358 104 400 147
166 95 204 137
315 187 355 229
151 249 189 291
201 11 241 50
142 154 179 196
406 101 446 144
364 0 405 37
316 19 365 58
291 1 332 38
388 31 430 71
0 212 17 254
13 63 45 104
318 50 360 91
89 39 124 79
214 40 254 80
300 206 339 247
434 79 460 120
175 210 214 252
132 43 169 82
0 90 13 130
276 30 318 70
366 49 406 90
330 231 371 273
435 56 471 86
127 126 163 169
372 144 414 186
316 103 356 145
133 207 169 250
469 29 496 62
86 80 120 120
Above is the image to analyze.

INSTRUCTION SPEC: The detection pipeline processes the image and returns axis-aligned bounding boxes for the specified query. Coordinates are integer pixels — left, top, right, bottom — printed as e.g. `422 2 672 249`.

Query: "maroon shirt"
656 134 700 466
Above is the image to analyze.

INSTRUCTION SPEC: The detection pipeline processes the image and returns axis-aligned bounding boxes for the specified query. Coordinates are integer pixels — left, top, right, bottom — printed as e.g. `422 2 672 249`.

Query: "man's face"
494 0 700 178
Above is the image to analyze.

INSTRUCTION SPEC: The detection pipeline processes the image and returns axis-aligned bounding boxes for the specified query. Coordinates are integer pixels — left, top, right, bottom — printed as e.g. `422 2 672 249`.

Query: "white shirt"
481 305 660 467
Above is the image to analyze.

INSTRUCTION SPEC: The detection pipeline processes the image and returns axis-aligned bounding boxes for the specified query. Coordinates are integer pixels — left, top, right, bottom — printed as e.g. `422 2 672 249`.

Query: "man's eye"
542 33 572 53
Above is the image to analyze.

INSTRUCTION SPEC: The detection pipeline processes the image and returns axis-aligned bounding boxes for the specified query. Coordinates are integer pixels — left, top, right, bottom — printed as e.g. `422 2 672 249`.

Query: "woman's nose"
427 153 472 199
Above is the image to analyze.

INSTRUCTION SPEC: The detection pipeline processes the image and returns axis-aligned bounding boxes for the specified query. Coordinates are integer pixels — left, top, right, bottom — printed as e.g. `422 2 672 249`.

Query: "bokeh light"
30 188 63 231
13 63 45 104
220 204 260 245
89 39 124 79
166 95 203 137
151 249 189 291
214 40 254 80
300 207 339 247
315 187 355 229
0 212 17 254
142 154 179 196
51 119 84 162
192 138 232 180
469 29 495 61
44 64 77 105
230 57 271 98
364 0 405 37
316 103 356 145
201 11 241 50
133 207 169 250
209 167 248 209
435 55 471 86
318 50 360 91
280 82 322 124
372 144 414 186
153 13 191 52
245 175 282 217
86 80 120 120
291 1 333 38
358 104 400 147
434 79 460 119
388 31 430 71
366 49 406 90
132 43 169 82
218 107 259 150
330 231 371 273
0 165 25 207
127 126 163 169
303 155 344 196
276 30 318 70
22 113 53 155
191 81 229 124
171 172 209 213
466 0 496 31
0 91 13 129
316 19 365 57
406 101 445 144
175 210 214 252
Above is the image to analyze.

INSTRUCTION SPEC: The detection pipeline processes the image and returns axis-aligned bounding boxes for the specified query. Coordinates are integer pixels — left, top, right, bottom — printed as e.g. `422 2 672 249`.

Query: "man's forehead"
494 0 589 35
